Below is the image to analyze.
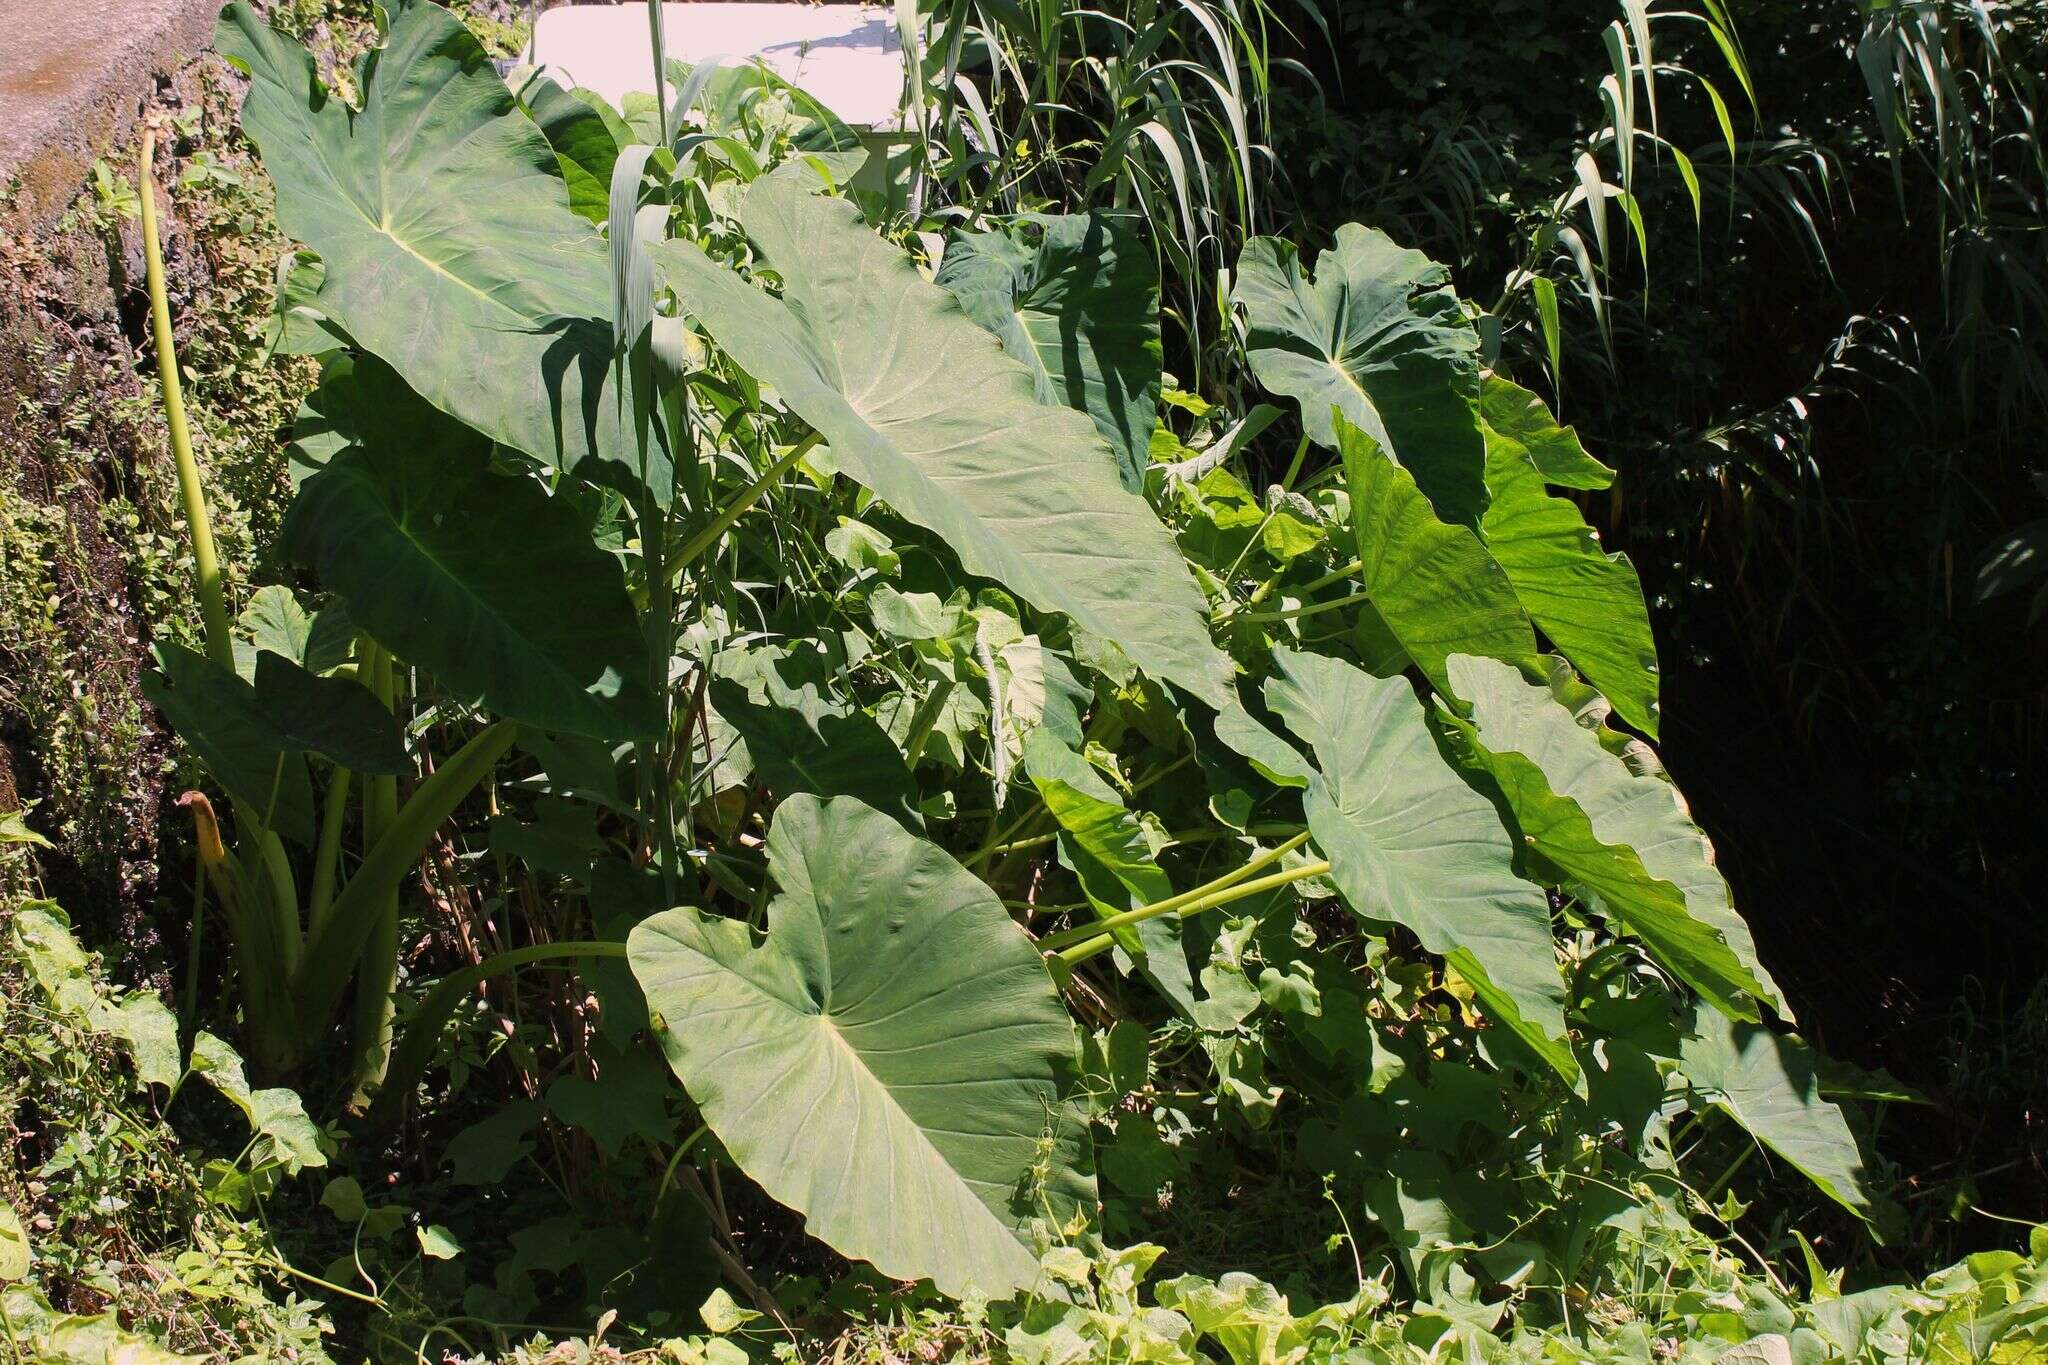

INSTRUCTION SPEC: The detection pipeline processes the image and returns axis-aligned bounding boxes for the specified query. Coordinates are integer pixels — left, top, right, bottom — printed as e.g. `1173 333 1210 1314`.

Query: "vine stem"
1235 588 1374 624
1239 556 1362 615
1037 830 1314 953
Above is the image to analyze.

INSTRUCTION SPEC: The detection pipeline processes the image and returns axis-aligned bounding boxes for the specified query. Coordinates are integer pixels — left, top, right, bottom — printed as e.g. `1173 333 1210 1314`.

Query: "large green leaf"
1235 225 1487 524
521 79 623 224
1478 377 1613 490
628 796 1092 1297
280 359 657 740
1263 650 1572 1078
1479 387 1660 737
1445 655 1780 1016
1340 414 1532 698
1022 730 1195 1015
251 651 407 776
655 178 1233 708
1678 1011 1882 1224
218 1 640 487
936 213 1163 490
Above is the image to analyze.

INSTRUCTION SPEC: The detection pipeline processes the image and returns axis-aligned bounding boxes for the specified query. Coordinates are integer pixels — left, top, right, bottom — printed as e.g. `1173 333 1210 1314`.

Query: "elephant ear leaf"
1478 376 1614 490
707 676 923 834
1235 224 1488 525
216 0 646 489
937 212 1163 491
280 358 658 741
629 796 1093 1298
1677 1011 1886 1226
654 176 1234 709
1477 379 1660 736
252 651 407 776
1443 654 1783 1018
1264 649 1574 1080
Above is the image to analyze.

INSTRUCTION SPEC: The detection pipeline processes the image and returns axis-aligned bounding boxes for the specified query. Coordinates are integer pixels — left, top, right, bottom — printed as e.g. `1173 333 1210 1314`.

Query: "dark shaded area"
1264 0 2048 1253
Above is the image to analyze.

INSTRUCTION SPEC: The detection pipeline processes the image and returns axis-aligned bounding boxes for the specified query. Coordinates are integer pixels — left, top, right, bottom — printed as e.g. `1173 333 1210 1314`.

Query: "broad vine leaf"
1022 730 1196 1016
144 643 315 847
673 59 867 154
1479 389 1659 736
281 359 657 740
188 1032 327 1174
1340 414 1532 698
218 1 644 488
1235 225 1487 524
655 177 1234 708
937 213 1163 490
1678 1011 1882 1224
1264 650 1573 1079
1445 655 1781 1017
629 796 1093 1297
237 586 312 673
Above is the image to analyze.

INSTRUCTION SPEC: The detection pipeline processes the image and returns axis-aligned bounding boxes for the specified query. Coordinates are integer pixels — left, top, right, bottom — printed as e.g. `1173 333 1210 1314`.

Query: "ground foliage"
0 0 2044 1361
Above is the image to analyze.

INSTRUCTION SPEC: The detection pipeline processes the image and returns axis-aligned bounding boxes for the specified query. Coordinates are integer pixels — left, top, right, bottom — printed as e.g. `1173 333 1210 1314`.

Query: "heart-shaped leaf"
1022 730 1195 1016
1235 225 1487 524
218 1 647 489
1443 654 1779 1016
1678 1011 1882 1223
1340 413 1532 698
281 358 658 741
144 642 315 846
629 795 1093 1297
1478 384 1659 736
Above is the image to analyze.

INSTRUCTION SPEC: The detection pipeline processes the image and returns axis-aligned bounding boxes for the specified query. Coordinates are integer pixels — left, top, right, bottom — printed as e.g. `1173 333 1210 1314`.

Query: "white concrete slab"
527 3 906 129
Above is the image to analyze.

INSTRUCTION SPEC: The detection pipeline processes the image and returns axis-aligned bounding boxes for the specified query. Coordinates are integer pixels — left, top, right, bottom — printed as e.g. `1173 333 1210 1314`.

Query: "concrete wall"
0 0 222 225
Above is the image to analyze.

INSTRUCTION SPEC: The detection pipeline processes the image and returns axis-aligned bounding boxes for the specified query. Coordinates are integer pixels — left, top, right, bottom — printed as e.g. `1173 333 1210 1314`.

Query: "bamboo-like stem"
306 764 353 940
346 646 403 1107
143 126 300 1016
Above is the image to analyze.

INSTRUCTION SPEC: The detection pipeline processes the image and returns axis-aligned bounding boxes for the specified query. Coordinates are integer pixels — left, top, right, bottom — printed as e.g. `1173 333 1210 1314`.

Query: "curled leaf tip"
177 790 228 868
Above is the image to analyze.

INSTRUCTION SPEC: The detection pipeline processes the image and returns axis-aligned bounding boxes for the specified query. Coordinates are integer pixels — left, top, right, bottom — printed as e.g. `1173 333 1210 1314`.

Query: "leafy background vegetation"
0 0 2041 1361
